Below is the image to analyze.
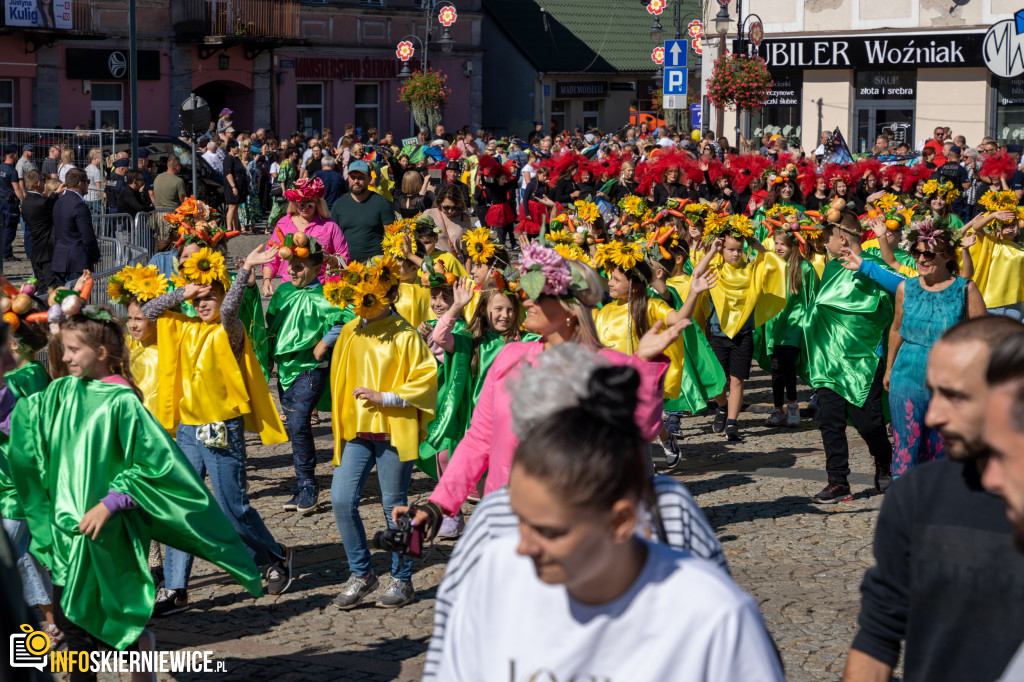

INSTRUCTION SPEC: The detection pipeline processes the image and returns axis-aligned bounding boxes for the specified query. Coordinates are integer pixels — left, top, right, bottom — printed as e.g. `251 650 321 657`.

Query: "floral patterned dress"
890 276 968 477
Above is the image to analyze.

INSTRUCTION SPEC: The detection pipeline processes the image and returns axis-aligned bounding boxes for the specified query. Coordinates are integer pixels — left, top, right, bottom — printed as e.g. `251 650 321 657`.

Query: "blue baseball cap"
137 148 149 158
4 143 17 154
348 160 370 177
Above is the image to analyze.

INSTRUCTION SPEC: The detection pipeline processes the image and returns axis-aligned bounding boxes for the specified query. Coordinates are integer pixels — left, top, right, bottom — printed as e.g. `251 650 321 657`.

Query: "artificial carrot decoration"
175 237 185 247
659 245 671 260
210 231 223 246
78 275 93 300
25 311 49 323
0 277 19 297
657 226 674 245
223 230 241 239
762 218 783 227
666 209 685 218
804 210 821 218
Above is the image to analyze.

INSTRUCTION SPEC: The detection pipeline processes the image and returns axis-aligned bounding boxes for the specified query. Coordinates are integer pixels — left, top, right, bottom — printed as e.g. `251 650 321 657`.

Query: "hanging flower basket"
650 85 663 115
705 53 773 112
398 68 451 133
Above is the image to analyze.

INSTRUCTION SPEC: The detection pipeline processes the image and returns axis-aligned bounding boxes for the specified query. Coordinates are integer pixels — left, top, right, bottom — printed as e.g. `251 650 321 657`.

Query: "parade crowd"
1 114 1024 682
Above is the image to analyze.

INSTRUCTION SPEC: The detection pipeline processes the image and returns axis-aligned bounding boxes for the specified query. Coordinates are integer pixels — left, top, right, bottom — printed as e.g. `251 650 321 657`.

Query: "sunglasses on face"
440 204 457 213
911 248 937 261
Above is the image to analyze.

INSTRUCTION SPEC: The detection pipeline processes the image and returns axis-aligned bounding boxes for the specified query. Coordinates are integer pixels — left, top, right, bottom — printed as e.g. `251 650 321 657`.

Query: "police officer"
0 143 24 266
105 157 130 211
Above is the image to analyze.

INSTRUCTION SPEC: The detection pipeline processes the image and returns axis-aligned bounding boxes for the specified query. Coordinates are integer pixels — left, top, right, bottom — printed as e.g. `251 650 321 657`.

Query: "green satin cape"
9 377 264 650
801 255 894 407
652 285 727 412
0 362 49 519
417 319 470 479
754 259 820 373
266 281 352 411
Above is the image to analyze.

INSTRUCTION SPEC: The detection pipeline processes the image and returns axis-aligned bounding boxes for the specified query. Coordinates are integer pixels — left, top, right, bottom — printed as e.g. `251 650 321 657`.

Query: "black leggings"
770 345 800 407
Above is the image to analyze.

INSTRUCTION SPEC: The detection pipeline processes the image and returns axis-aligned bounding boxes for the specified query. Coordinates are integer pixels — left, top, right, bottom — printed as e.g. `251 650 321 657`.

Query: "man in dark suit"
51 168 101 284
19 170 58 291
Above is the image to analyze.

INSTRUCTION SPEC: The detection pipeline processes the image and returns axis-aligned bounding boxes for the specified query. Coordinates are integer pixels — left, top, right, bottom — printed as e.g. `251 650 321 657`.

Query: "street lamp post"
734 0 744 152
714 1 730 139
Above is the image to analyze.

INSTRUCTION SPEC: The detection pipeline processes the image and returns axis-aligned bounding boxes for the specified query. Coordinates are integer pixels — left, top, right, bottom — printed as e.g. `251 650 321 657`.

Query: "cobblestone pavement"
33 234 891 681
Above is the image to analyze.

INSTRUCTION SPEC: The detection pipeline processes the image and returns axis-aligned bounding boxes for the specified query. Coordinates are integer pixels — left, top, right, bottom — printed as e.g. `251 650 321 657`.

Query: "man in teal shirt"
329 160 393 262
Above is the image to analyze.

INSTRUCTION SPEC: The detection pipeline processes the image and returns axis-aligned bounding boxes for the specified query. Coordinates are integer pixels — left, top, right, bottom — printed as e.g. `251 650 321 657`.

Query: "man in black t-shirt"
222 140 248 233
105 159 130 210
932 145 970 221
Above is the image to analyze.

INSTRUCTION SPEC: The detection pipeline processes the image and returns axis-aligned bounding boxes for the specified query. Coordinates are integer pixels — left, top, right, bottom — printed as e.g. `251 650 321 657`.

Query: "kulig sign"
742 32 985 70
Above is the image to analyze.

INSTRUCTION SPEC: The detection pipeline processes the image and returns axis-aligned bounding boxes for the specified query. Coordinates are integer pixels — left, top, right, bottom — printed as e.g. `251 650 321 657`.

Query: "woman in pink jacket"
395 241 687 530
261 177 350 295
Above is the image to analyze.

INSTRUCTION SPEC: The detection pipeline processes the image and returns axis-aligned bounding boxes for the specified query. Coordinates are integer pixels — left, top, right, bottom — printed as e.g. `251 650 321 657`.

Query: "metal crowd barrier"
124 244 150 267
88 265 130 319
130 210 172 255
96 236 121 271
92 212 135 242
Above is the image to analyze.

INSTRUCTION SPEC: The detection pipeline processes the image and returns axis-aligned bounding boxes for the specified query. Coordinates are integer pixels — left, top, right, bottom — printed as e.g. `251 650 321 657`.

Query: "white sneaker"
764 408 786 427
785 400 801 427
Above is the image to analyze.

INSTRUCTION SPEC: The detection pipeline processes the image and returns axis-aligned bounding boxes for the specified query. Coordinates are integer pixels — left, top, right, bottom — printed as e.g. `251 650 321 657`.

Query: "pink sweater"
428 340 669 515
264 214 350 282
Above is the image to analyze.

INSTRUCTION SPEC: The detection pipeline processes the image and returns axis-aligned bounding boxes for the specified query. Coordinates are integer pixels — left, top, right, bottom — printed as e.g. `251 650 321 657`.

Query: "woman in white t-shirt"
431 350 785 682
518 150 538 206
57 148 76 183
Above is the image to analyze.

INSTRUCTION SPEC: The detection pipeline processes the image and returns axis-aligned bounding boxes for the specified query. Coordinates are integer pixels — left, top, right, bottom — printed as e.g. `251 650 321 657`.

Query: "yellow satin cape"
154 313 287 445
330 314 438 462
968 232 1024 308
862 238 918 277
395 282 436 329
429 250 468 278
706 251 788 338
464 288 481 322
809 251 828 278
594 297 684 399
126 335 159 417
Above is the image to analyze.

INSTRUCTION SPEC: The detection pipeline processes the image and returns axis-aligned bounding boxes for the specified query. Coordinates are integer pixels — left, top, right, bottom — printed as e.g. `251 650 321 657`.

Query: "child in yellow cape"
325 256 437 611
107 263 172 417
142 245 294 616
692 219 788 441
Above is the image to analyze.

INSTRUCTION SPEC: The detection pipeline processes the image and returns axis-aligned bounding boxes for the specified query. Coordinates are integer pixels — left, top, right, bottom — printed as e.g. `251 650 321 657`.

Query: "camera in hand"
372 508 424 557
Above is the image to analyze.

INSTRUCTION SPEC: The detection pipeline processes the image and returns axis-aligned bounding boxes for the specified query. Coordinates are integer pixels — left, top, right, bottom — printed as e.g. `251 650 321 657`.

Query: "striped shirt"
422 475 727 680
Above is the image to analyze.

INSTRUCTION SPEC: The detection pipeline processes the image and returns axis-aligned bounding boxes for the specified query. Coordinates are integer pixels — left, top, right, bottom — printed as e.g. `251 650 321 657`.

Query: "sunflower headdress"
107 264 170 305
977 189 1024 230
176 247 231 288
163 196 236 248
865 194 920 232
382 218 418 260
617 195 647 219
462 227 497 264
324 257 400 318
594 239 646 275
701 213 751 244
922 179 960 202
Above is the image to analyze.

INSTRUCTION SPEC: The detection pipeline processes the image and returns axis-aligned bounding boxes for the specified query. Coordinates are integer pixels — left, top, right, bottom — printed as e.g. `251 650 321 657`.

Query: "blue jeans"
164 417 283 590
330 438 414 582
279 367 329 486
19 216 30 259
988 303 1024 322
3 517 52 606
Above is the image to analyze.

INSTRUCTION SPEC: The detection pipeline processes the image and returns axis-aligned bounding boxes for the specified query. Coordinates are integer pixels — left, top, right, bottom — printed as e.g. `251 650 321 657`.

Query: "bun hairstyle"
513 365 646 509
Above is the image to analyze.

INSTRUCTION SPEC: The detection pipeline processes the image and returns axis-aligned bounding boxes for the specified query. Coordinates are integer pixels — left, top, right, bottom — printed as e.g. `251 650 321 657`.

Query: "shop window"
996 76 1024 143
91 83 122 129
297 82 324 135
550 100 566 134
0 80 12 128
582 100 600 130
748 70 801 145
354 83 379 136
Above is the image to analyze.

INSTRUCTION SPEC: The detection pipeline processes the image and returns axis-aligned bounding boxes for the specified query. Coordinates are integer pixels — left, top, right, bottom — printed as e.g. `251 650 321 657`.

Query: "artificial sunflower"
463 227 496 264
131 271 170 302
180 247 228 286
553 242 594 267
618 195 647 218
765 205 798 221
728 214 754 239
610 241 645 270
574 200 600 224
546 228 575 245
341 261 367 287
351 287 387 318
363 257 401 290
323 280 354 308
107 276 128 305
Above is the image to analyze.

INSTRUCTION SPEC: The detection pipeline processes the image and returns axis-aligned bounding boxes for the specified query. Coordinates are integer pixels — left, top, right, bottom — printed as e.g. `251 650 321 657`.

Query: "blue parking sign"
663 40 687 99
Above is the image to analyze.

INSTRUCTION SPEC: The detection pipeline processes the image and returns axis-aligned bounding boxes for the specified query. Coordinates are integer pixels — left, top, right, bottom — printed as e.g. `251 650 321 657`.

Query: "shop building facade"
705 0 1021 148
0 0 483 138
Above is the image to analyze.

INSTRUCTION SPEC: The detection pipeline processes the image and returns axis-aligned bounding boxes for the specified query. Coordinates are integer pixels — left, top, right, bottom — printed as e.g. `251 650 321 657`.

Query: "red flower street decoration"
692 37 703 55
652 46 665 65
705 52 773 112
687 20 703 38
438 5 457 27
396 41 414 62
646 0 665 15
